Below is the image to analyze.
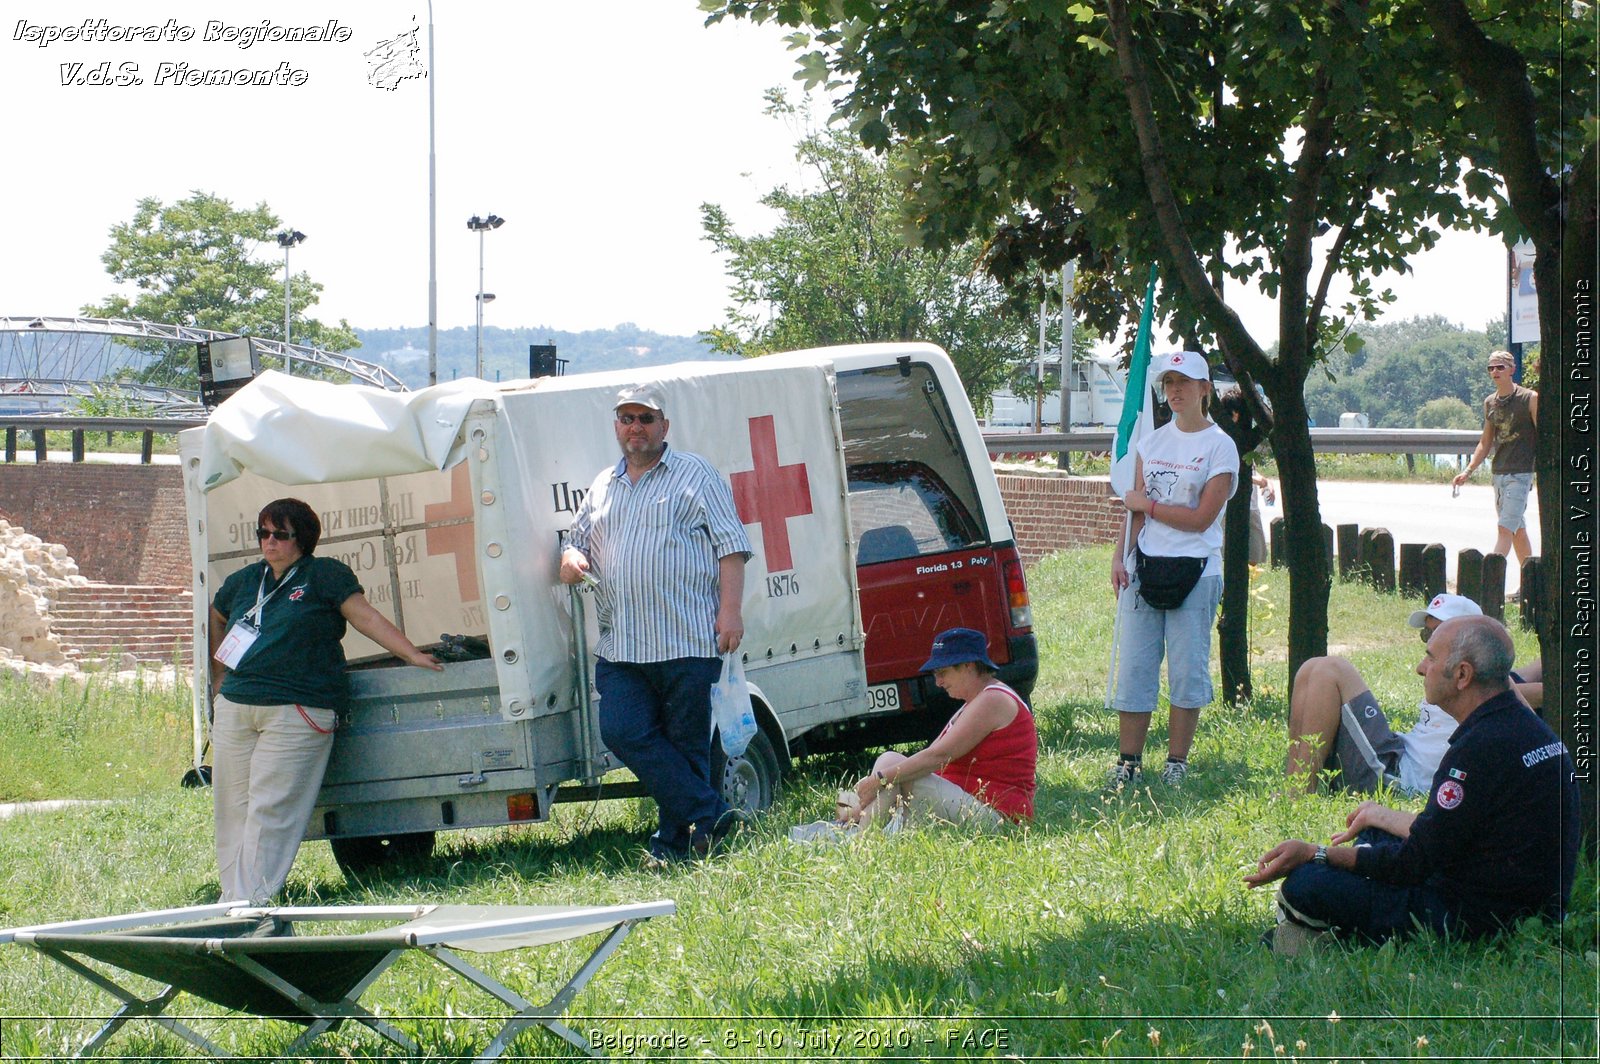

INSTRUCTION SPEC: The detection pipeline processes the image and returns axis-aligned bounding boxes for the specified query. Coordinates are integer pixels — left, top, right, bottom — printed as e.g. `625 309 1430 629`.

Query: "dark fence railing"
1 416 203 464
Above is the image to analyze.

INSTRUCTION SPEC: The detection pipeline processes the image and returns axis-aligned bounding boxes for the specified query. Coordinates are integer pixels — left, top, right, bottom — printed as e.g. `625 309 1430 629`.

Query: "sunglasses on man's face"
616 412 659 425
256 527 295 542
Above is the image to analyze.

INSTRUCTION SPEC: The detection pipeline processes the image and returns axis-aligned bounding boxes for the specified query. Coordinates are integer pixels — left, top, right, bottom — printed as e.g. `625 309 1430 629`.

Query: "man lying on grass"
1246 615 1579 956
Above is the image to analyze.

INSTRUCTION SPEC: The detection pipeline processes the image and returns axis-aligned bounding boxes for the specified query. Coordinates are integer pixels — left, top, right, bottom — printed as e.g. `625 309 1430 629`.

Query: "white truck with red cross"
181 343 1036 873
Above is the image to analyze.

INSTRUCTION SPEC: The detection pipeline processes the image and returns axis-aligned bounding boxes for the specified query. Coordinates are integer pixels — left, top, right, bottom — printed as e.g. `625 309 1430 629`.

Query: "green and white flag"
1110 265 1159 496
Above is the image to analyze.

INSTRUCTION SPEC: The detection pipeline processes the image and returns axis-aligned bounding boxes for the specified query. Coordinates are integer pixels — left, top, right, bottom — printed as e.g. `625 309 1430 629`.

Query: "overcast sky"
2 1 1510 348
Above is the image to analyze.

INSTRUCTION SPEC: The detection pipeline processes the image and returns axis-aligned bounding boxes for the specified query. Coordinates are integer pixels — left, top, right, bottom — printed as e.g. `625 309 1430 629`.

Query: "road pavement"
1259 478 1540 596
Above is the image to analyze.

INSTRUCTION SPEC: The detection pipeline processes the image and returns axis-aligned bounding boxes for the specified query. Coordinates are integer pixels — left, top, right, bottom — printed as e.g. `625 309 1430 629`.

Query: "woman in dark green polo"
207 498 441 904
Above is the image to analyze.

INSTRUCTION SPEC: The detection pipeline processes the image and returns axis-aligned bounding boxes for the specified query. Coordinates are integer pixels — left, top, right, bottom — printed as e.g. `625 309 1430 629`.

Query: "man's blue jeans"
595 656 728 859
1278 828 1453 943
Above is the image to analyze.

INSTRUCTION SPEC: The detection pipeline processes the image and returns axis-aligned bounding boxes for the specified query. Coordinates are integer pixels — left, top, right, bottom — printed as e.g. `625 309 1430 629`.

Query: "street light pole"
466 214 504 379
276 229 307 374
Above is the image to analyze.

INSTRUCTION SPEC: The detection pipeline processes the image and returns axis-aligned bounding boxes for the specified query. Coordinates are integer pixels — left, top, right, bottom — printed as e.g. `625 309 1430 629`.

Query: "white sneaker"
1270 920 1328 958
1106 761 1142 790
1160 760 1189 786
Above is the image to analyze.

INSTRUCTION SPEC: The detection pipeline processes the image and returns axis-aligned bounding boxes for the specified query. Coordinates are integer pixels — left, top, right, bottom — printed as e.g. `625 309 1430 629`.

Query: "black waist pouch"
1136 548 1204 610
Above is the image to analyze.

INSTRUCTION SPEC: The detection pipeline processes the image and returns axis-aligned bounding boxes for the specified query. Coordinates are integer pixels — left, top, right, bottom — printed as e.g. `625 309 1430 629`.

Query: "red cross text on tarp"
424 461 480 602
731 415 813 573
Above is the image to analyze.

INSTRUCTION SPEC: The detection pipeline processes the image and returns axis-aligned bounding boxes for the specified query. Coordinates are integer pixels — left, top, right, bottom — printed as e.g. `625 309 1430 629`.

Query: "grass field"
0 545 1592 1062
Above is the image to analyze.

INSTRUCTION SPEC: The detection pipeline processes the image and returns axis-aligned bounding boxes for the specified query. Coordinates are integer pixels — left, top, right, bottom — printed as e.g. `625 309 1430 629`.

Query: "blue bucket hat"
919 627 997 672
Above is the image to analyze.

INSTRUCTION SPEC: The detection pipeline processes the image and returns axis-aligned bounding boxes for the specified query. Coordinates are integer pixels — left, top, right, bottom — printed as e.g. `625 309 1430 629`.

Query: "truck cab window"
836 362 986 562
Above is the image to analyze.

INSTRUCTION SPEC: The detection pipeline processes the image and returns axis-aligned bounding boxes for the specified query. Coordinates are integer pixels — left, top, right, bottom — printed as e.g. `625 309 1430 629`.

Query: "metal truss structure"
0 316 407 418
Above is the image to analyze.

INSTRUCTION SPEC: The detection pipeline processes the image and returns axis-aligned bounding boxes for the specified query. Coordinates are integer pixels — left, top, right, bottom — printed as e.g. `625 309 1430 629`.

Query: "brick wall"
0 464 190 586
996 470 1123 567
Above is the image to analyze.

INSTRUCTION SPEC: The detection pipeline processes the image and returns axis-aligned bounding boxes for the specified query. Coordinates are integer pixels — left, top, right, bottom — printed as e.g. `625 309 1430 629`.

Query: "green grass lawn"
0 546 1592 1061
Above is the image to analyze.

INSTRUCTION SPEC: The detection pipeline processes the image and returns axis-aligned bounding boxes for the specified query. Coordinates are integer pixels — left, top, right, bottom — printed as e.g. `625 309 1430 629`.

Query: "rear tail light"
1002 552 1033 630
506 793 538 821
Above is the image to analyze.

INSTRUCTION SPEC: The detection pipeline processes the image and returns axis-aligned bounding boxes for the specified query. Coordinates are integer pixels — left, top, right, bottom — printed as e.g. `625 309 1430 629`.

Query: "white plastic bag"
710 653 758 758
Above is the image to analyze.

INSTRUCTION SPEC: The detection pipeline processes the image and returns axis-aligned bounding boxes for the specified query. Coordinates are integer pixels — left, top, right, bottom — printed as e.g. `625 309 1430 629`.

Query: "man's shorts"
1330 691 1406 793
1493 471 1533 533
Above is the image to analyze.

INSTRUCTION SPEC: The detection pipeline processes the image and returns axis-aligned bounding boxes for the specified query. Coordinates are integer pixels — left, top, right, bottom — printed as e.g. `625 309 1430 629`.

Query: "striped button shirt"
569 444 752 662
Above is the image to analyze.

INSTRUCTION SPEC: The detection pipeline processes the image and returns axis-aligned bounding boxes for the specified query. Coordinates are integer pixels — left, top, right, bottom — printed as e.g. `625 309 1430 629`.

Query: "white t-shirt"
1397 700 1456 794
1134 420 1240 577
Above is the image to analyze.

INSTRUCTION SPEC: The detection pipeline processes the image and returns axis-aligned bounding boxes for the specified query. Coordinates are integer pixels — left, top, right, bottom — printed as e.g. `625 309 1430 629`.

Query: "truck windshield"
836 362 986 563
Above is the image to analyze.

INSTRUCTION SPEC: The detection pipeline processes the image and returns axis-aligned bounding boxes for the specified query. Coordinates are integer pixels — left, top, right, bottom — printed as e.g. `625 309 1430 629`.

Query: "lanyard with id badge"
214 564 299 669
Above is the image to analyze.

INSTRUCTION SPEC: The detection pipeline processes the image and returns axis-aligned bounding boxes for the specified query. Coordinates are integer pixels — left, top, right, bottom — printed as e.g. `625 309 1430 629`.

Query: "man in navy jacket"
1246 615 1580 955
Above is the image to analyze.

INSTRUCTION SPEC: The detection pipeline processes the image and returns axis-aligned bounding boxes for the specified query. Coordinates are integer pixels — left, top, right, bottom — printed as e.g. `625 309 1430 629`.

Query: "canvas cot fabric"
567 444 752 662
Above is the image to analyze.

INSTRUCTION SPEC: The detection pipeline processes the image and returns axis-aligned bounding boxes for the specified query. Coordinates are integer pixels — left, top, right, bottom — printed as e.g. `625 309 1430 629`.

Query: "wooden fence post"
1337 523 1361 580
1421 544 1448 601
1480 553 1506 620
1368 529 1396 592
1399 543 1426 596
1520 557 1542 631
1457 549 1484 604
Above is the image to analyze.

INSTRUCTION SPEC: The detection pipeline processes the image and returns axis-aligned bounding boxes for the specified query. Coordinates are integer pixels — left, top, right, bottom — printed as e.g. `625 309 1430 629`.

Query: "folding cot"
0 899 674 1059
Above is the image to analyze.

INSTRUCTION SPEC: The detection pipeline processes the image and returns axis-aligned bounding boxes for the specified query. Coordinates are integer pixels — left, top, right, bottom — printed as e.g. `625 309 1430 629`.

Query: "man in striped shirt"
560 384 752 863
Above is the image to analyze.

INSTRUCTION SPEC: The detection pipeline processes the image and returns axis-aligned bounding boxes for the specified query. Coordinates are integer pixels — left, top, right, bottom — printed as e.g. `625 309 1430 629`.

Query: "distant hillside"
351 324 734 388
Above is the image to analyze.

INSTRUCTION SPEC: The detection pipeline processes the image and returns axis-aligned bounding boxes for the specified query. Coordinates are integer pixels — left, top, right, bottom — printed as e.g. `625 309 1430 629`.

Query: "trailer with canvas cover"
180 343 1036 872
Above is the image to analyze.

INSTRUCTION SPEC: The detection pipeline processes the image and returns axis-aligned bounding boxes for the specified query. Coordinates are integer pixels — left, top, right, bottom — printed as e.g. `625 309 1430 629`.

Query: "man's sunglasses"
256 527 295 542
616 412 660 425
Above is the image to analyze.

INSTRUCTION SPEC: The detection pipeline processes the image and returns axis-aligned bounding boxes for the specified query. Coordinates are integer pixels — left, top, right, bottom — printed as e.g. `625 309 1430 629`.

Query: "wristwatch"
1312 844 1329 865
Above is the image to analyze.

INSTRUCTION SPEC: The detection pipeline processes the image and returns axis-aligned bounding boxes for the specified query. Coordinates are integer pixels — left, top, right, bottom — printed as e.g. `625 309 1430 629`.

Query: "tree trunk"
1266 384 1331 695
1218 458 1254 703
1537 147 1599 845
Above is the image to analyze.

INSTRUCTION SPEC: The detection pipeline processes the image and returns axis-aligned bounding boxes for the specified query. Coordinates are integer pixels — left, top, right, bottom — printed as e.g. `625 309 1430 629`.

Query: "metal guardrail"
2 418 1485 464
984 427 1482 456
2 416 205 433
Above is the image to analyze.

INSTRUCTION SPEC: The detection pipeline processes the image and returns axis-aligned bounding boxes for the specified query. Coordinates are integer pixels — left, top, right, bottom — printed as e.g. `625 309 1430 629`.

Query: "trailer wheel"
714 728 781 814
329 831 436 876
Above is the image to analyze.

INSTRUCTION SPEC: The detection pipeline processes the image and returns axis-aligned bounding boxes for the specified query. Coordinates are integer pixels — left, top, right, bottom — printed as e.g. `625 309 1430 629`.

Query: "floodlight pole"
427 0 438 386
467 214 504 380
276 229 307 373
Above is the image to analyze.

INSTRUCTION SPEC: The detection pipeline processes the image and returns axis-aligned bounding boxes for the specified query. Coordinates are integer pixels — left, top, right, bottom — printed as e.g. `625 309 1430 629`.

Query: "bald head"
1420 615 1516 720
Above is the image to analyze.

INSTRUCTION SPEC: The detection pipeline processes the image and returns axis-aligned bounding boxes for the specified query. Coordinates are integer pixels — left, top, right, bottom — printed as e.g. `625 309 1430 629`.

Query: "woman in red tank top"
845 627 1038 828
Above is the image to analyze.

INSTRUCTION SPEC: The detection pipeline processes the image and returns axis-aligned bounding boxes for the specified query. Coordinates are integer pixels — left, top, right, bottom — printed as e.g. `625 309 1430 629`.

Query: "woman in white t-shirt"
1108 351 1239 788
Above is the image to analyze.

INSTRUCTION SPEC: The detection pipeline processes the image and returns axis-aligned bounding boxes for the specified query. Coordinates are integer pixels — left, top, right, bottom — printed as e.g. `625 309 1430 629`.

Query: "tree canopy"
1303 316 1496 428
704 0 1576 677
701 97 1042 406
82 191 357 385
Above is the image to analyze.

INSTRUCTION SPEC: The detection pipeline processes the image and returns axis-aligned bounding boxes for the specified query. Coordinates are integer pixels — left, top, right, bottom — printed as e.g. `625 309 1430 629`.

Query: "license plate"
865 683 901 713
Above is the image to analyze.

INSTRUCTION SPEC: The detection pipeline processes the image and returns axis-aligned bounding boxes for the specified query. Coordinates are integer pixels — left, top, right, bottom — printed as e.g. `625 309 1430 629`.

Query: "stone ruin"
0 518 186 686
0 517 86 668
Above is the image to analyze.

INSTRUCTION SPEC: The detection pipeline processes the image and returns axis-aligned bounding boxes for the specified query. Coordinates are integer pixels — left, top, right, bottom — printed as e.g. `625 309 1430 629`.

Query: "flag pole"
1106 265 1159 708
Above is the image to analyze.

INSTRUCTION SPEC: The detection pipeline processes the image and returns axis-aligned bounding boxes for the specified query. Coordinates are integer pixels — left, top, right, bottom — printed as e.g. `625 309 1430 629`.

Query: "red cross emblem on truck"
731 415 813 572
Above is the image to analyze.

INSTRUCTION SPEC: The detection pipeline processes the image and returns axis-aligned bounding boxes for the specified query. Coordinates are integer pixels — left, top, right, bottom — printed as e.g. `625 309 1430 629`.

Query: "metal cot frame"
0 900 674 1060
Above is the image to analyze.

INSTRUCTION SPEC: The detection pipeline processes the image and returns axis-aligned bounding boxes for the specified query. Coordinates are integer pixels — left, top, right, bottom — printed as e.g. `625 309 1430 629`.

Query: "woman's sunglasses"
256 527 295 542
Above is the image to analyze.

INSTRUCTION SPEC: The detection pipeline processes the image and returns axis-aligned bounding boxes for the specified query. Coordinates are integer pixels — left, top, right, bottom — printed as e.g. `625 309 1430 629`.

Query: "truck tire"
329 831 436 876
714 728 780 814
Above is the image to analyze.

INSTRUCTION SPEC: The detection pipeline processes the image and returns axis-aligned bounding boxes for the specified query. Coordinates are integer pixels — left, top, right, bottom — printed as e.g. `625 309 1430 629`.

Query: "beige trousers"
858 752 1004 831
211 695 336 904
